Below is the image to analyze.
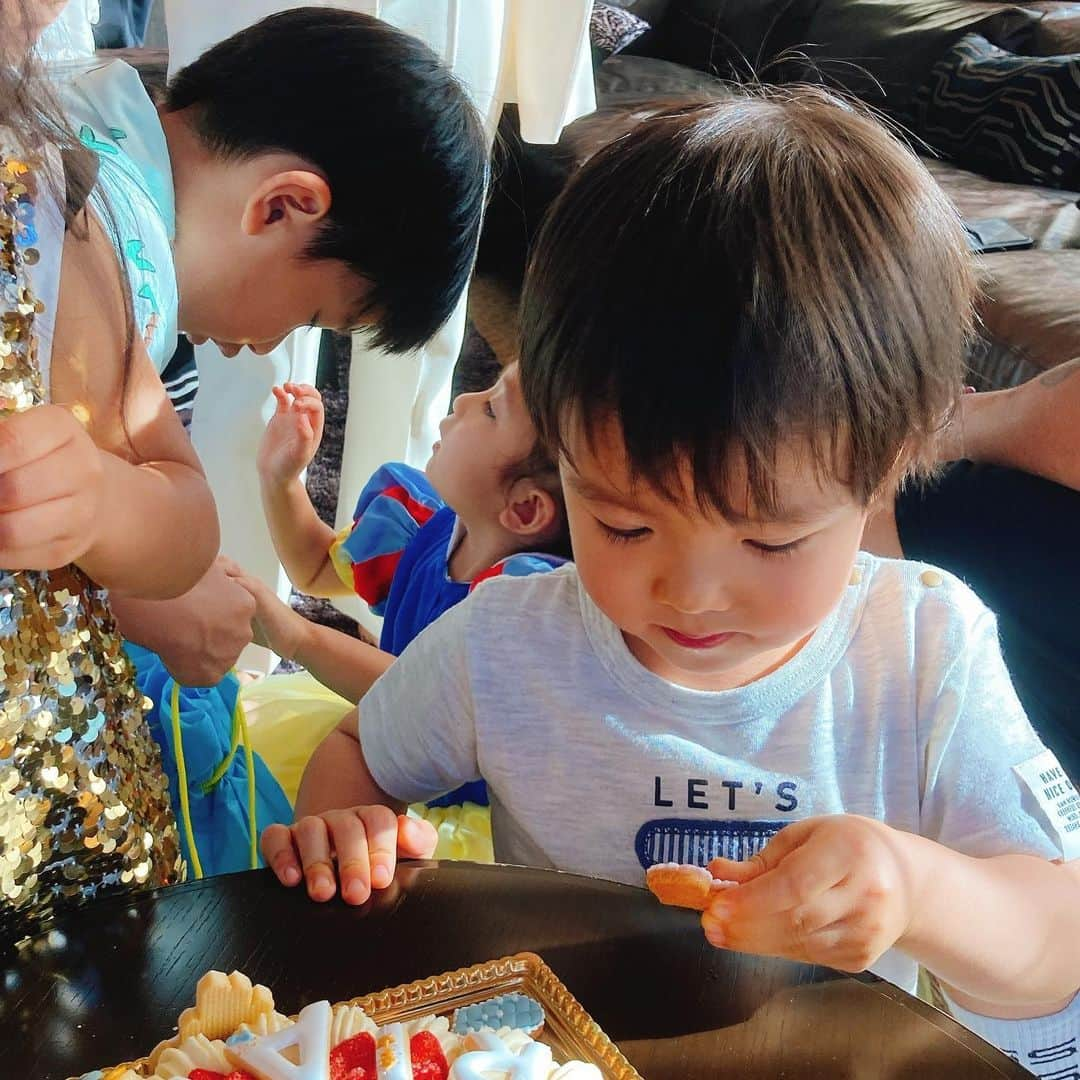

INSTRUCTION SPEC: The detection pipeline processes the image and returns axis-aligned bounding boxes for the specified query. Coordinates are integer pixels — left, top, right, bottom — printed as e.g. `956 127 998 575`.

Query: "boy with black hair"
57 6 487 376
263 88 1079 1072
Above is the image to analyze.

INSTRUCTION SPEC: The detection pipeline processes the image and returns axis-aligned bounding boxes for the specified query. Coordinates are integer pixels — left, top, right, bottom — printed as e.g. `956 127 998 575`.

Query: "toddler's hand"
257 382 325 485
0 405 104 569
220 556 304 659
261 808 438 904
701 815 917 973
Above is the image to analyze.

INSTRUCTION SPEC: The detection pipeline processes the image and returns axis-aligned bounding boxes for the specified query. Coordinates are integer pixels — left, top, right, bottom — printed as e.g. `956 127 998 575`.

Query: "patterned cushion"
590 1 650 60
913 33 1080 189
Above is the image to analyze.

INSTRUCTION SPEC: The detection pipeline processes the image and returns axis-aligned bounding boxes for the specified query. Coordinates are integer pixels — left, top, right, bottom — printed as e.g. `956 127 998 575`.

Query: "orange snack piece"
645 863 716 911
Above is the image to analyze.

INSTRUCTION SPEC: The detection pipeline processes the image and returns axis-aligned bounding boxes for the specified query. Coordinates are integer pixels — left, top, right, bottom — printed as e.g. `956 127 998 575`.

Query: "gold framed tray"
89 951 644 1079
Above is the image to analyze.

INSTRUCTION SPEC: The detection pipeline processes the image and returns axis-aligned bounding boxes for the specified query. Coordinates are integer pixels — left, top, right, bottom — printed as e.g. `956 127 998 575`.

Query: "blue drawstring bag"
126 642 293 879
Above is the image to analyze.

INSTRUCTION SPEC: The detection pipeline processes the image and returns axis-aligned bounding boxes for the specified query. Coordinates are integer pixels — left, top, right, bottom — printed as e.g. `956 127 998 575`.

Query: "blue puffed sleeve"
329 462 444 614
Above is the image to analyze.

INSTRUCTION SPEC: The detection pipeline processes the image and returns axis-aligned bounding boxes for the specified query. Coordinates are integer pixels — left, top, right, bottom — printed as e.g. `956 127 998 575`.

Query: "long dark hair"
2 1 137 417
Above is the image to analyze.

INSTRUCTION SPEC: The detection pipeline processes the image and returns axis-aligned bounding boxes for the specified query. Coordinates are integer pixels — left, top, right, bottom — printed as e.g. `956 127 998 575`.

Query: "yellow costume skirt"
240 672 493 863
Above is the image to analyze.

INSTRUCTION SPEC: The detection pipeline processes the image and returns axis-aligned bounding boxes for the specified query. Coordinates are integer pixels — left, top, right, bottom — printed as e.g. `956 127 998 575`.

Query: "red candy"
409 1030 449 1080
326 1029 449 1080
330 1031 376 1080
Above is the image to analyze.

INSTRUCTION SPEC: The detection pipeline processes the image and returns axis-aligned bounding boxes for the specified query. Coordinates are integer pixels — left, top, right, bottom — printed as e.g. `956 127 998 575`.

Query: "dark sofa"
479 0 1080 387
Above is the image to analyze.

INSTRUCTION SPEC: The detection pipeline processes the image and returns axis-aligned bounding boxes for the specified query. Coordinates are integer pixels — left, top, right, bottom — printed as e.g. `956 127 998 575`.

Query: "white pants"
168 1 594 645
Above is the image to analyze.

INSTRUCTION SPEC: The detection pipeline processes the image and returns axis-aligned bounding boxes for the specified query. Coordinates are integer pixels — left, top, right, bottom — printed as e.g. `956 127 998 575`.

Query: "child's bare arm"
40 211 218 597
257 383 351 597
895 842 1080 1015
702 817 1080 1014
222 558 392 702
291 622 393 704
294 708 398 818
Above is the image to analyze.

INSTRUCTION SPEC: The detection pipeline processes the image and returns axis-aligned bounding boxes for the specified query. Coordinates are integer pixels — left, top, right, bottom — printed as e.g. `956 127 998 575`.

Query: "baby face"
426 363 540 522
561 416 870 691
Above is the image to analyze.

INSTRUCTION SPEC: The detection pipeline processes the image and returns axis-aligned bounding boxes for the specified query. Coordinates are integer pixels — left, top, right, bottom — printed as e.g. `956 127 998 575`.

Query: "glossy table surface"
1 861 1028 1079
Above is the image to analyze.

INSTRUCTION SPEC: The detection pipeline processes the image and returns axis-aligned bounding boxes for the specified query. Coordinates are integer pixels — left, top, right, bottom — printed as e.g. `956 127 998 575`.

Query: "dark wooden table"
1 862 1027 1079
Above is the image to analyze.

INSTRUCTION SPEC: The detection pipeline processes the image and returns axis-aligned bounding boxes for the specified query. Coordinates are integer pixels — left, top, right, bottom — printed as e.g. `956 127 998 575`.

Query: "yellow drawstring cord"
169 671 258 880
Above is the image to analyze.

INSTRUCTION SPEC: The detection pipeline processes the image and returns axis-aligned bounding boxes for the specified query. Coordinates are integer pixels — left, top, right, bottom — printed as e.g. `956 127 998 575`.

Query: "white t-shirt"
361 553 1065 993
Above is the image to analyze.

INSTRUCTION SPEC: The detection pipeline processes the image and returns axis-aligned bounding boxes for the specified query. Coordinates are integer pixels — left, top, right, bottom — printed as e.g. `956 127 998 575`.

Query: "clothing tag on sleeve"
1013 751 1080 861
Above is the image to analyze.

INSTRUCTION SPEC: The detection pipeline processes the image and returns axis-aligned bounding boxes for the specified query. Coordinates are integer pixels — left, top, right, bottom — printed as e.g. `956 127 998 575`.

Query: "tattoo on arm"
1039 357 1080 388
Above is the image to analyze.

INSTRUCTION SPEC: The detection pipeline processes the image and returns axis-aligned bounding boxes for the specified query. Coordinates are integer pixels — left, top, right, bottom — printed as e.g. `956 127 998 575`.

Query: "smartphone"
964 218 1034 254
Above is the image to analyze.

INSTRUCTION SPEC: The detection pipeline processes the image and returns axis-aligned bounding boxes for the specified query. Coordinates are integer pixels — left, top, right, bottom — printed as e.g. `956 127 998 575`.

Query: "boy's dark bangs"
522 91 973 520
522 137 854 521
544 310 857 524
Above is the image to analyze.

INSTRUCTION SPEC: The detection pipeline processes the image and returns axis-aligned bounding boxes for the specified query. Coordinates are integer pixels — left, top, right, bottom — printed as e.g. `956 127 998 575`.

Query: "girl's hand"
257 382 325 486
111 557 256 686
261 807 437 904
220 556 306 659
0 405 104 570
702 815 919 973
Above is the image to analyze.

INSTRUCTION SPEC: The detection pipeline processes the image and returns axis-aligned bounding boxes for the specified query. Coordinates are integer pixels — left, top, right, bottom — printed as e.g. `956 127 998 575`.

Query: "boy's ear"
242 170 332 237
499 479 558 541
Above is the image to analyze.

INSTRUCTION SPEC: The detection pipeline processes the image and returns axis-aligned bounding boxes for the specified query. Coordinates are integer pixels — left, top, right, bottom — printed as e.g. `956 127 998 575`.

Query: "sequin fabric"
0 146 182 942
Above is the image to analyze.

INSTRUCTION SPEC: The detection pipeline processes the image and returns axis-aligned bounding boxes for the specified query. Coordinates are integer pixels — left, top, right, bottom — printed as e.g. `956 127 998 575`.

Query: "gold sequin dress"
0 142 182 942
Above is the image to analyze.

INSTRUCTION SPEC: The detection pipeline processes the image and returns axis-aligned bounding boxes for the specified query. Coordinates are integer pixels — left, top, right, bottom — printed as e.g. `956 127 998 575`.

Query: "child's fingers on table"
261 824 303 888
352 805 402 890
396 814 438 860
293 816 339 903
323 809 379 905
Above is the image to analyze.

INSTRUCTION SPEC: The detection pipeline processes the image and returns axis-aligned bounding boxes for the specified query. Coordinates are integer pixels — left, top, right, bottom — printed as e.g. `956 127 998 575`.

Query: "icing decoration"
330 1005 378 1046
189 1071 256 1080
375 1023 411 1080
228 1000 332 1080
452 996 543 1038
548 1066 602 1079
448 1032 552 1080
